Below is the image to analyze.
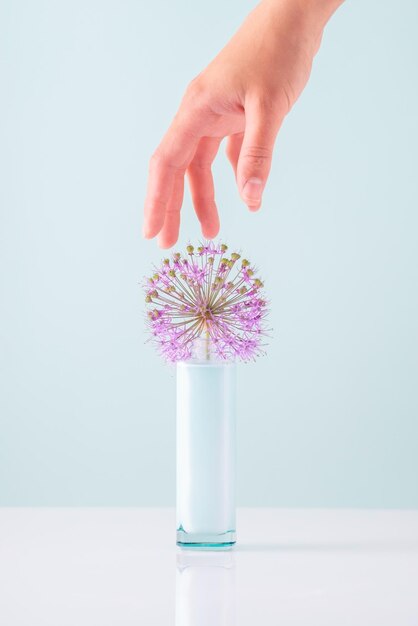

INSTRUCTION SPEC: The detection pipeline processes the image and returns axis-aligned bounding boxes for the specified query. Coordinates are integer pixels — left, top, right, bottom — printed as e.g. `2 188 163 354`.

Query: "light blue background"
1 0 417 507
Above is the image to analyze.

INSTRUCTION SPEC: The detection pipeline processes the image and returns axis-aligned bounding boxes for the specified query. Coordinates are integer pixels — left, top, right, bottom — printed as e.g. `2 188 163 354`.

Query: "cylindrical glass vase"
176 359 236 548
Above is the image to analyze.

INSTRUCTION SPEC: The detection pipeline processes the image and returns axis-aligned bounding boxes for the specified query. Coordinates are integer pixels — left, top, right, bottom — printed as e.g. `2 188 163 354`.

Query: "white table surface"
0 508 417 625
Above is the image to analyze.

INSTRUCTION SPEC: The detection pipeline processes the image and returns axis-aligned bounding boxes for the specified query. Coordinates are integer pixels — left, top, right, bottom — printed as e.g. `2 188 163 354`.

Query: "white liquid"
176 362 236 536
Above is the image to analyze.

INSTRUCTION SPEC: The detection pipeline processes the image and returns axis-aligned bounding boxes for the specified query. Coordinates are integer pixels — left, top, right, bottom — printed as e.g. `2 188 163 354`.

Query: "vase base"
176 527 236 549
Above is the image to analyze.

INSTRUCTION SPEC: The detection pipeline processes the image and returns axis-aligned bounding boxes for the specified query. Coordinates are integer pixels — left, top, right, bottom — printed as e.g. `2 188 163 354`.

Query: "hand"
143 0 343 248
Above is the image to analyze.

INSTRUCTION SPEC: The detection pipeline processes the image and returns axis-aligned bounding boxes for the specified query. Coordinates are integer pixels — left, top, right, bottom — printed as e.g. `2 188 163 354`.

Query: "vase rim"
176 360 236 368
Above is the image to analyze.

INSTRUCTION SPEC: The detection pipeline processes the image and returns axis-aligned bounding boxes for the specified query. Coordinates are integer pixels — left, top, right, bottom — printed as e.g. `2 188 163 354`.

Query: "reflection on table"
176 550 236 626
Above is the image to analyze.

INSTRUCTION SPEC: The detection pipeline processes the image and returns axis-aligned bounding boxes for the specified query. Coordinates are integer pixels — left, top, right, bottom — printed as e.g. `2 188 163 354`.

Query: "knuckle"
165 207 180 218
252 94 277 113
185 75 204 97
183 74 211 110
149 196 167 212
242 146 272 168
149 151 166 170
250 90 290 119
194 193 216 205
150 150 185 173
188 159 210 172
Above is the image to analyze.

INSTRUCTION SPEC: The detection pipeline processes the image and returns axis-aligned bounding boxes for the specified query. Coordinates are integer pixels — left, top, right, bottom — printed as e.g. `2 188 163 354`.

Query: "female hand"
143 0 343 248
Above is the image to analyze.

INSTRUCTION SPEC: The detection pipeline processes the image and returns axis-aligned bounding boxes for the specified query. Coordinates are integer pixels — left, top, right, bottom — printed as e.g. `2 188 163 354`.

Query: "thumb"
237 98 284 211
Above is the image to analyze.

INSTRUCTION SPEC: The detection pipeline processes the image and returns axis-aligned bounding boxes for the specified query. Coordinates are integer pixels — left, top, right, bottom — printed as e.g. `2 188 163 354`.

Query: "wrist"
264 0 343 29
261 0 344 51
300 0 345 26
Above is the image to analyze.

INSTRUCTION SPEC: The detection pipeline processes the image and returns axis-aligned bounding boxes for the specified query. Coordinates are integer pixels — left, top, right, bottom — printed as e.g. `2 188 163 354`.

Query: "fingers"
187 136 221 239
157 172 185 249
143 123 199 240
226 132 244 179
237 97 285 211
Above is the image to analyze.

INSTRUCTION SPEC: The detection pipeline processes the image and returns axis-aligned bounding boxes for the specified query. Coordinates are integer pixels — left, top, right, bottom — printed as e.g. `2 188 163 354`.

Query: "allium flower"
144 242 269 362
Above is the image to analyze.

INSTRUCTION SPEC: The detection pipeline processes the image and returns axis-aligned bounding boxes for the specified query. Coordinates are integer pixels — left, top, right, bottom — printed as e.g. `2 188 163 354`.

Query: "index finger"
143 123 199 239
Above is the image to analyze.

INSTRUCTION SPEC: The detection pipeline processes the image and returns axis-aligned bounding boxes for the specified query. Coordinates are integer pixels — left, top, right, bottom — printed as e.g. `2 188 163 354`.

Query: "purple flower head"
144 242 269 362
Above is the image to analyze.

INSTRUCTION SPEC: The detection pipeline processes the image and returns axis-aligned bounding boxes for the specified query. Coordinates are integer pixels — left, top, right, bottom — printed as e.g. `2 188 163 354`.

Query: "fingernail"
248 202 261 212
243 177 263 203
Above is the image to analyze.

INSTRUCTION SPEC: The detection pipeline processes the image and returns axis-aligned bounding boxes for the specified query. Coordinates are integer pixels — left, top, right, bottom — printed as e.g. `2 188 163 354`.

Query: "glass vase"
176 356 236 548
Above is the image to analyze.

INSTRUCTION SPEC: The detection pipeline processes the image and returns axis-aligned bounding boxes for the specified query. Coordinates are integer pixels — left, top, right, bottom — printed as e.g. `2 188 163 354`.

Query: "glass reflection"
176 550 236 626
